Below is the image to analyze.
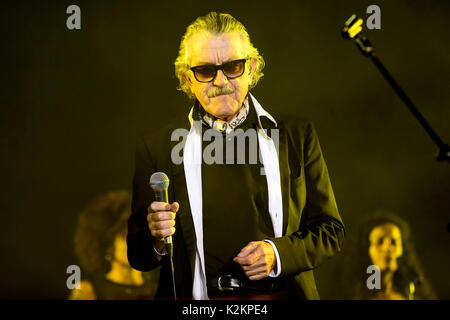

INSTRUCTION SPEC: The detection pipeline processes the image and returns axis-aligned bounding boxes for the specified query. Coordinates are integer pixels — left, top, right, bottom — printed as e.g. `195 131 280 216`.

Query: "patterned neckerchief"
198 97 250 134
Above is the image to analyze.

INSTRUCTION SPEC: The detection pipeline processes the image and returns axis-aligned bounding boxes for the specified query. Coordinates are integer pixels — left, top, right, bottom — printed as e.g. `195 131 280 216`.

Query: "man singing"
127 12 345 300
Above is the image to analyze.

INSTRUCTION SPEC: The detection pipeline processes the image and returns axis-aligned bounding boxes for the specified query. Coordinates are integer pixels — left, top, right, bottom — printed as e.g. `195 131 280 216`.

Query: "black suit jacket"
127 102 345 300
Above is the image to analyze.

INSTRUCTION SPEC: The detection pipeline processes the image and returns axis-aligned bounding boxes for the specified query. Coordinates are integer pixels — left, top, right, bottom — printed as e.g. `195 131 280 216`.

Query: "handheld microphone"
149 172 172 245
149 171 177 299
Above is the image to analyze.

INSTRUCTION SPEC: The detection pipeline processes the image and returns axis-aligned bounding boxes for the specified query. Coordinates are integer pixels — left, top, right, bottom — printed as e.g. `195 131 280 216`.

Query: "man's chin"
211 111 232 120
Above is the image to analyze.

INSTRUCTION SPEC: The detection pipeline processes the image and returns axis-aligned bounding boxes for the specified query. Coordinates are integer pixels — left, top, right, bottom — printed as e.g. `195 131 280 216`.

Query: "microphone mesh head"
149 172 169 191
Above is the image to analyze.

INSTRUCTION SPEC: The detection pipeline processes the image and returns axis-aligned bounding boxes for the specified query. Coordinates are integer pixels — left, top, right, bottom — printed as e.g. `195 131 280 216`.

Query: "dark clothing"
200 105 288 295
127 97 345 299
201 105 272 277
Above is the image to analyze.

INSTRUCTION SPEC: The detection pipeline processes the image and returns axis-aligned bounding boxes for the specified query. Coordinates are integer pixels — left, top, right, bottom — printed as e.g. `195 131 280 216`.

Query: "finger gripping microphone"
149 172 171 245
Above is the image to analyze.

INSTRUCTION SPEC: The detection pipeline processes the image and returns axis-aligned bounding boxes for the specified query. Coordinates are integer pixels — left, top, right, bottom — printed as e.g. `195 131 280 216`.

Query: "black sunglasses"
190 59 247 83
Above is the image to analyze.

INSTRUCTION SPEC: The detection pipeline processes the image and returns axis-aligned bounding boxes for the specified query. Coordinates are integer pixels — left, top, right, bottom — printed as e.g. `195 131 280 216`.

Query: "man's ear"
248 58 257 80
181 71 193 87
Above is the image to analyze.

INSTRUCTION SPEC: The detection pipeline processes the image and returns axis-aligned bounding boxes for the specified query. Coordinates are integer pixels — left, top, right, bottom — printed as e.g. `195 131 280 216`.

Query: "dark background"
1 0 449 299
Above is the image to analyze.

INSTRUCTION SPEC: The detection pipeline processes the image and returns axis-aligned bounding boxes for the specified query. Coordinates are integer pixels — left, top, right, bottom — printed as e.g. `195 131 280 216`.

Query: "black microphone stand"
342 15 450 163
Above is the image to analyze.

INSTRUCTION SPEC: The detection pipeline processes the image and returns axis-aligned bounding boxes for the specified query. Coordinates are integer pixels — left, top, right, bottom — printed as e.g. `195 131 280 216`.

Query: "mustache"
207 85 235 98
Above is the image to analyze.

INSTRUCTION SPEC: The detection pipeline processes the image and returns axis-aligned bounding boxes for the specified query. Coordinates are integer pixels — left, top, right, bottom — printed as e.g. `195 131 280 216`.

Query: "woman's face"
368 223 403 272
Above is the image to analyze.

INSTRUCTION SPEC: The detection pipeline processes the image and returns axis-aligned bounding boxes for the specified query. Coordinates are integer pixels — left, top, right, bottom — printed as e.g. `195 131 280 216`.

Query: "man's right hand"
147 201 179 253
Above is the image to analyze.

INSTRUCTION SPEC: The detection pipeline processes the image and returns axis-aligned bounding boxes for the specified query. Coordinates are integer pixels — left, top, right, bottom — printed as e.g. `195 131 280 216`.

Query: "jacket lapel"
277 126 290 235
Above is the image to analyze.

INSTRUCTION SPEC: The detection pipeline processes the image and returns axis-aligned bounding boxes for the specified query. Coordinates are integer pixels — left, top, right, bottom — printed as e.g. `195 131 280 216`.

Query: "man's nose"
213 69 228 86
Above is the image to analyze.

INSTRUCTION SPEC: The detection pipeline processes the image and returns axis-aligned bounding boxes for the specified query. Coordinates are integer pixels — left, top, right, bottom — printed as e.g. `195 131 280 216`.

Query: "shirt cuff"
154 245 167 261
263 239 282 277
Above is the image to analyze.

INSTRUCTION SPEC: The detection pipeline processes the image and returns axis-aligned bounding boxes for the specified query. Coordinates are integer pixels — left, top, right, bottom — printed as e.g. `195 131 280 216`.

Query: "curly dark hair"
74 190 131 275
351 211 436 299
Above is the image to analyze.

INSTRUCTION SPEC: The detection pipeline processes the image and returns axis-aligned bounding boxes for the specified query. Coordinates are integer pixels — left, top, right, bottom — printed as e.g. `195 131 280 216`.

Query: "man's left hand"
233 241 276 281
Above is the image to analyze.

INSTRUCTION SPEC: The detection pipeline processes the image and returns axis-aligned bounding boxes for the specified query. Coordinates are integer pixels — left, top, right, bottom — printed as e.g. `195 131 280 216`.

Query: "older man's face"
186 32 255 121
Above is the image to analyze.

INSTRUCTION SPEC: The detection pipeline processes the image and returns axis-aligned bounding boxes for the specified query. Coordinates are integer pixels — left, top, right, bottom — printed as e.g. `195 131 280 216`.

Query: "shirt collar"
248 92 277 130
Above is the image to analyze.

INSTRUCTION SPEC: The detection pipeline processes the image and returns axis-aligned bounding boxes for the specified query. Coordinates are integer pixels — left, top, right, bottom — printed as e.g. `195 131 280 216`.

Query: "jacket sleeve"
268 122 345 276
127 134 162 271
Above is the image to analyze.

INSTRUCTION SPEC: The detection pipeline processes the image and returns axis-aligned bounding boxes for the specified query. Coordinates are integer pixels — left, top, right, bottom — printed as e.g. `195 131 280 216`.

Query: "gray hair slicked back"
174 12 265 98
